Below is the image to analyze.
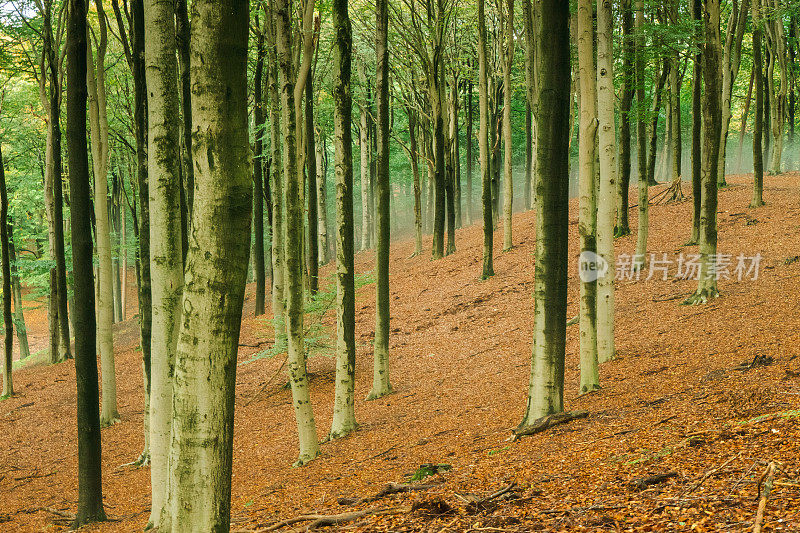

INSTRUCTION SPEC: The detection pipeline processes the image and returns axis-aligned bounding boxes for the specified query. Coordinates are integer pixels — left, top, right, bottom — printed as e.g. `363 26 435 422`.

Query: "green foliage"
408 463 451 482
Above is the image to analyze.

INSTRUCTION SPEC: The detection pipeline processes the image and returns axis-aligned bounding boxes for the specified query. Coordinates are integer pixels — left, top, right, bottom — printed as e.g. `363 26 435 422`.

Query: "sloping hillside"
1 174 799 532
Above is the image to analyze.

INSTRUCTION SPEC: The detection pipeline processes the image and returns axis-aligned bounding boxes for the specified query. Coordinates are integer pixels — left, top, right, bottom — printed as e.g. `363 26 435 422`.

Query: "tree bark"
167 1 251 529
478 0 493 279
144 0 184 525
275 0 320 466
501 0 515 252
306 70 319 293
176 0 193 258
577 0 599 393
632 0 648 272
254 21 266 314
368 0 392 401
616 0 633 237
1 146 13 397
521 0 570 424
690 0 702 243
329 0 357 438
685 0 722 305
8 222 30 360
751 0 765 208
596 0 617 363
316 134 329 265
67 0 106 523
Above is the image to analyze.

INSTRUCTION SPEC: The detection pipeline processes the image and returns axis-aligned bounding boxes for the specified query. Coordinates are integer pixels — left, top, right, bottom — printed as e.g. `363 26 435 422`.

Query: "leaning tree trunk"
86 1 118 427
685 0 722 305
368 0 392 401
521 0 570 425
577 0 599 393
1 146 12 398
67 0 106 523
478 0 493 279
596 0 617 364
328 0 357 438
167 1 251 530
751 0 765 208
275 0 320 466
144 0 184 526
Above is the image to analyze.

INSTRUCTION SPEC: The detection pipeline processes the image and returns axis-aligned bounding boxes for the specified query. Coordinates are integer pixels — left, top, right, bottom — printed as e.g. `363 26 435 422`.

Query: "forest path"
1 173 799 531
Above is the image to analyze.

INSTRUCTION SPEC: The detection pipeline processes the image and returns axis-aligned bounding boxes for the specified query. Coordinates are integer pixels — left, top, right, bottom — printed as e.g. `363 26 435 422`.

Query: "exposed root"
651 178 685 205
338 481 440 506
682 287 719 306
251 506 409 532
100 415 121 428
514 410 589 439
753 462 776 533
365 385 394 401
120 450 150 469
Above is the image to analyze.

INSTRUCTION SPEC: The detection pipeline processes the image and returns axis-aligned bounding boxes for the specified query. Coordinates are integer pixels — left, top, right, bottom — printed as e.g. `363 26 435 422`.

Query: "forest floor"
2 173 800 532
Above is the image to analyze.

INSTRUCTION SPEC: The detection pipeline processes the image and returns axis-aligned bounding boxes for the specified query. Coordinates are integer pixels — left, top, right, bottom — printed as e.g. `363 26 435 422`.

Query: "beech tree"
144 0 184 525
1 145 12 398
596 0 616 363
329 0 358 439
685 0 722 305
167 0 251 528
67 0 106 524
521 0 570 424
577 0 599 393
750 0 765 208
478 0 493 279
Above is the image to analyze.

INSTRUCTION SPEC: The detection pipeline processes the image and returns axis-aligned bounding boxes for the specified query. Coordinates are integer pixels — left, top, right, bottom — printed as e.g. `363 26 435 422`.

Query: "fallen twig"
254 506 408 532
338 482 439 506
244 355 289 406
678 453 740 499
628 471 678 491
753 462 776 533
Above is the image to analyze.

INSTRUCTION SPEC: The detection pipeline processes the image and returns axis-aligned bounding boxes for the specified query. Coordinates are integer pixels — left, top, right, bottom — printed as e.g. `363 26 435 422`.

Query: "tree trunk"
167 1 251 529
465 79 474 224
522 0 536 211
306 71 318 293
316 135 328 264
1 146 12 397
275 0 320 466
501 0 515 252
66 0 106 522
266 10 286 350
596 0 617 363
368 0 392 401
254 22 266 315
669 0 682 186
86 0 119 428
8 222 30 360
144 0 184 525
521 0 570 424
329 0 357 438
478 0 493 279
408 109 423 256
751 0 765 208
685 0 722 305
632 0 648 271
577 0 599 393
690 0 703 243
766 0 787 174
736 68 755 174
176 0 192 261
359 74 372 251
616 0 633 237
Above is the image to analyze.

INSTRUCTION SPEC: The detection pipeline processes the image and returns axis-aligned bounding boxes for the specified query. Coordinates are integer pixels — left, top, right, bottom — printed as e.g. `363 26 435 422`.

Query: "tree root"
682 287 719 306
514 410 589 439
120 450 150 468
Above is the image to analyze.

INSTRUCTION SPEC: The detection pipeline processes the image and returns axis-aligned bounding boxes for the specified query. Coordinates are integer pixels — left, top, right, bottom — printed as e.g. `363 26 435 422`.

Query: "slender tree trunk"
8 223 30 360
144 0 184 525
368 0 392 401
359 82 372 251
444 83 456 255
254 23 266 315
478 0 493 279
751 0 765 208
500 0 515 252
521 0 570 424
329 0 357 438
276 0 320 466
690 0 703 243
577 0 599 393
596 0 617 363
669 0 681 186
522 0 536 211
306 72 319 293
646 65 667 198
616 0 633 237
266 11 285 350
766 0 787 174
632 0 648 271
408 110 423 255
736 68 755 173
66 0 106 522
176 0 192 258
86 0 119 428
316 136 328 265
685 0 722 305
466 79 474 224
167 1 251 529
1 146 12 397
